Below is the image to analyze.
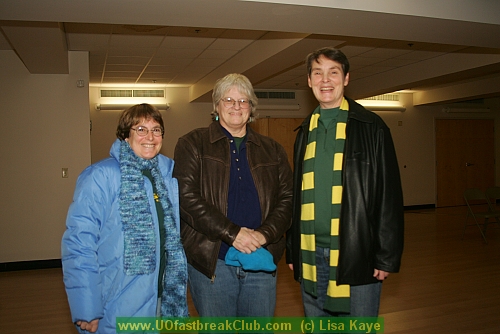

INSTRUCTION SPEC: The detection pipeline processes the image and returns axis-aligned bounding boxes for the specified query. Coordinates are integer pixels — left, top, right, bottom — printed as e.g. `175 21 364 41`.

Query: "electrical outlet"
62 168 69 178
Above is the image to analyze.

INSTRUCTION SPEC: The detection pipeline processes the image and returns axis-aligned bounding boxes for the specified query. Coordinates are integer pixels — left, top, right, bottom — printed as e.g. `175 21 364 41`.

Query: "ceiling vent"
255 91 296 100
100 89 165 98
359 93 400 102
357 93 405 112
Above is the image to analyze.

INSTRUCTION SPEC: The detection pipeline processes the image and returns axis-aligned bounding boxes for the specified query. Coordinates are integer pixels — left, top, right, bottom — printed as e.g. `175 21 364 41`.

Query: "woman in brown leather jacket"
173 73 293 319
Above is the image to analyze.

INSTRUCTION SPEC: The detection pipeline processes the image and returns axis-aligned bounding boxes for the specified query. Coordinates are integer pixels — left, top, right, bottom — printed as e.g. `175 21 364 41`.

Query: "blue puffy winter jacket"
61 139 182 333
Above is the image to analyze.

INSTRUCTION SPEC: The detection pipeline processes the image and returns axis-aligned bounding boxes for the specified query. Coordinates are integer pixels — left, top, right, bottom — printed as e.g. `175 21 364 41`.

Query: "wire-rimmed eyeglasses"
221 97 251 109
130 126 164 137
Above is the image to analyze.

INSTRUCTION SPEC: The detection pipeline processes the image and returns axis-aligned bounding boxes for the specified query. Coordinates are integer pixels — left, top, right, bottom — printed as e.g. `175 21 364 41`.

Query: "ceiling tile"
107 47 157 57
67 33 110 51
154 48 202 58
148 56 193 67
110 34 164 48
159 36 215 49
105 64 145 72
189 57 226 67
198 49 239 59
374 58 420 67
0 34 12 50
208 38 255 50
360 48 414 58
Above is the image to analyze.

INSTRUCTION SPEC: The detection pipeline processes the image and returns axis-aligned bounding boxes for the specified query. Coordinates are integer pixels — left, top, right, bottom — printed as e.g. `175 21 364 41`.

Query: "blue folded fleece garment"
225 246 277 272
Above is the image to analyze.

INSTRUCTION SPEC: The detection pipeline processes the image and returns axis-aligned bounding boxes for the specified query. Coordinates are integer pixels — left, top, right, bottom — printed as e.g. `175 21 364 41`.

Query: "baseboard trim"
0 259 62 272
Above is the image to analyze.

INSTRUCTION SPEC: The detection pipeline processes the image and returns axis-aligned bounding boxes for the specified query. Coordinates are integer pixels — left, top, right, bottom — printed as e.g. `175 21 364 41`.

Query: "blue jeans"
188 259 277 317
301 247 382 317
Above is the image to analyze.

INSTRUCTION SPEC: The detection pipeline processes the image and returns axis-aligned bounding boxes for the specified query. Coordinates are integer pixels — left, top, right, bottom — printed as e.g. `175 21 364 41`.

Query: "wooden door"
251 118 303 169
435 119 495 207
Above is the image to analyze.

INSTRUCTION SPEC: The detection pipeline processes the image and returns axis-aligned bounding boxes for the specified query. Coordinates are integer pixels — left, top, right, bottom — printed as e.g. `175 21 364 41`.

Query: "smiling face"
216 86 251 137
125 118 163 160
308 55 350 109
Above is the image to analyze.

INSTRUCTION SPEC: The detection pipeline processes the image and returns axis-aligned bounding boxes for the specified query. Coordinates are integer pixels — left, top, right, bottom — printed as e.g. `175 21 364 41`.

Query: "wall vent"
101 89 133 98
359 93 400 102
100 89 165 98
255 91 296 100
133 90 165 97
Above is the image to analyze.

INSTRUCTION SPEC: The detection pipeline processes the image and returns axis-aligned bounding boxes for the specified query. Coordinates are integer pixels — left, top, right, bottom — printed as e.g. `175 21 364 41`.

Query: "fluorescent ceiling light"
356 100 406 112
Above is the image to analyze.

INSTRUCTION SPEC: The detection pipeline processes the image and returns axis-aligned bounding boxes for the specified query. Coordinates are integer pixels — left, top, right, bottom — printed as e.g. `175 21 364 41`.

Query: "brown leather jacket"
173 122 293 279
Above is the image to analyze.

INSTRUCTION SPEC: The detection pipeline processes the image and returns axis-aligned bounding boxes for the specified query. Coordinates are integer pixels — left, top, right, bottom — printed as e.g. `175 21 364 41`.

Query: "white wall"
88 87 316 163
375 93 500 206
2 49 500 263
89 87 213 163
0 50 91 262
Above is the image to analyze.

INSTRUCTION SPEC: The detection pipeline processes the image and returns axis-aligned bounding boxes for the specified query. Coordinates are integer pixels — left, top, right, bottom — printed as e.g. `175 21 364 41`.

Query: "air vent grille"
255 91 296 99
360 94 399 102
101 90 133 97
100 89 165 98
133 90 165 97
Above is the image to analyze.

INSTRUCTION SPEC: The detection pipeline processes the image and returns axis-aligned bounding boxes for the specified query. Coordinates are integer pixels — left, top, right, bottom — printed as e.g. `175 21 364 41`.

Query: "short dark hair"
116 103 164 140
306 47 350 77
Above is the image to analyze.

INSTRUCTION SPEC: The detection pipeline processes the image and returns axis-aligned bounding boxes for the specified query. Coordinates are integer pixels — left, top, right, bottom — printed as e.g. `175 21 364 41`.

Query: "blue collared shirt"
218 126 262 260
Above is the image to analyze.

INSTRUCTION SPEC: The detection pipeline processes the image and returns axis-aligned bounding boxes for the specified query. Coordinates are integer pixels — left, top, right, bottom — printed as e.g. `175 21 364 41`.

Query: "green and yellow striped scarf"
300 97 350 313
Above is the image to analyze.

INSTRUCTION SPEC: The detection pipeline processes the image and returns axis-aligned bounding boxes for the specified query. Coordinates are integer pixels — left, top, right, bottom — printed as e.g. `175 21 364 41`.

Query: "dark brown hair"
306 47 350 77
116 103 164 140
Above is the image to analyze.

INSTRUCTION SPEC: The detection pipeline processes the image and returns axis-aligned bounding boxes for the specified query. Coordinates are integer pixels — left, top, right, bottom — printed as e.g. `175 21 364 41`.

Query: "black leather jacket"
173 122 293 279
286 98 404 285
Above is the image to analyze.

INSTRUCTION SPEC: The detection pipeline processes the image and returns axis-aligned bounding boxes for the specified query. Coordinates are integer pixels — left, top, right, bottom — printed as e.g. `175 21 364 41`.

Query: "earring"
215 115 219 121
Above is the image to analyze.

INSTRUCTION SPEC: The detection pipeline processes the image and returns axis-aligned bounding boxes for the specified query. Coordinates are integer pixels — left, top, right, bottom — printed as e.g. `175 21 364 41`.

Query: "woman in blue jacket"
62 104 188 333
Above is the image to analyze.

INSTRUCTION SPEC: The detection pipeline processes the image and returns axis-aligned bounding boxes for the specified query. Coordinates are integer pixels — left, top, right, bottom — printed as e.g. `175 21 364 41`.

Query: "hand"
288 263 293 271
373 269 389 281
76 319 99 333
232 227 262 254
248 230 266 246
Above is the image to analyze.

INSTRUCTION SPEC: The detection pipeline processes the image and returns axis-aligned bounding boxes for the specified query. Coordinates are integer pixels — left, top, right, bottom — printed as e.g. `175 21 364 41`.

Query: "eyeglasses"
221 97 251 109
130 126 164 137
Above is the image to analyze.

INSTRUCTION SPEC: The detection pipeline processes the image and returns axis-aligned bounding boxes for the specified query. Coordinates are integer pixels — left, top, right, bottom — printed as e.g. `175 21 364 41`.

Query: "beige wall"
2 48 500 263
0 50 91 262
89 86 213 162
88 87 316 162
376 94 500 206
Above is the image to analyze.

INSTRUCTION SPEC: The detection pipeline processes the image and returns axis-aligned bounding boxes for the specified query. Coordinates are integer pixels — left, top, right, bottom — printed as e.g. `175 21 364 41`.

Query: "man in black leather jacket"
286 47 404 318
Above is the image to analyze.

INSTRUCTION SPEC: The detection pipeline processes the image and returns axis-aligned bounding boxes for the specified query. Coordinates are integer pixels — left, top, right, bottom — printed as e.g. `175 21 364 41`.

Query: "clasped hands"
232 227 266 254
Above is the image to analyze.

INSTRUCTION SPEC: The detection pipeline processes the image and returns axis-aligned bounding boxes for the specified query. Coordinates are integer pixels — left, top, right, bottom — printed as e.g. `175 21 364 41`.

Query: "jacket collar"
208 121 262 147
345 97 375 123
299 96 374 132
110 138 122 160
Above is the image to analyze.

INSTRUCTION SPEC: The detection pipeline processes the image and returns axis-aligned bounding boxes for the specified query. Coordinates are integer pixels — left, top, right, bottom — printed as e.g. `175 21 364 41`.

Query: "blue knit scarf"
119 140 188 316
